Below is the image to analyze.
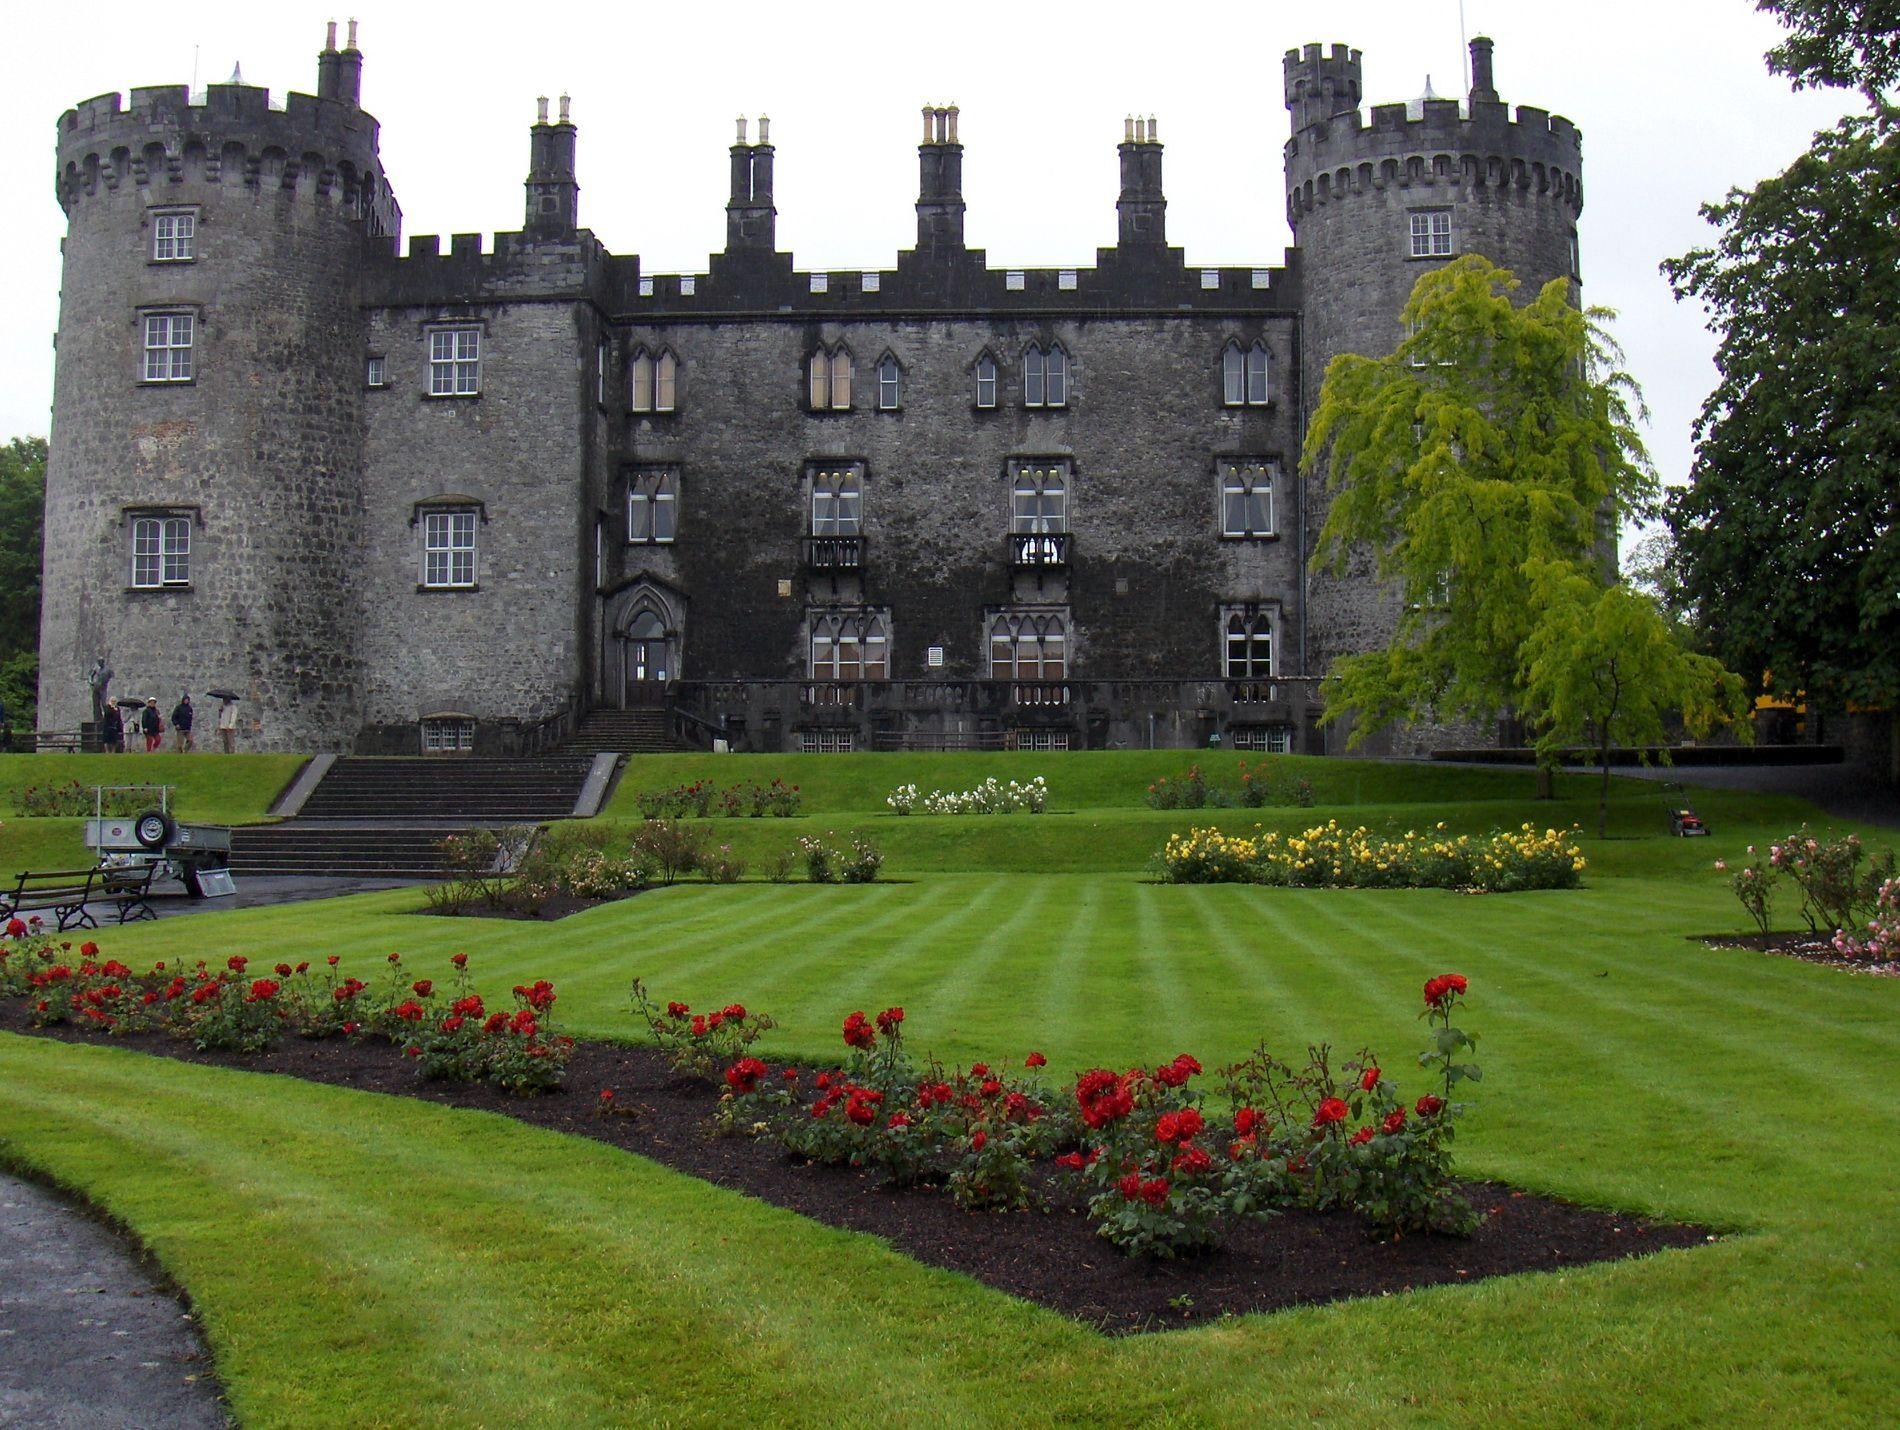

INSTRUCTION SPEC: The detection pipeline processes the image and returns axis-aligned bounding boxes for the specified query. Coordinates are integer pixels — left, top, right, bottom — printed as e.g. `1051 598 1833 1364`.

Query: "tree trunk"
1598 742 1612 840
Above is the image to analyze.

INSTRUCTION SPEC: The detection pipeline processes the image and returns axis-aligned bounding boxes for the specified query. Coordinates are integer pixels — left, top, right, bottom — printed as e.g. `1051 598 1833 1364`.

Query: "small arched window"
1221 341 1270 406
628 468 679 544
989 612 1067 679
876 354 902 410
974 352 999 409
1023 343 1069 408
811 610 890 680
1011 465 1067 535
810 467 863 536
808 345 853 411
630 348 678 413
1224 608 1273 678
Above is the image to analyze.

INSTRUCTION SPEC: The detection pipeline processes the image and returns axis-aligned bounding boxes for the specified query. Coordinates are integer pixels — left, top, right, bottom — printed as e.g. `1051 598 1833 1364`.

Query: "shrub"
172 955 286 1053
1832 876 1900 963
842 837 884 884
798 834 839 883
700 843 746 883
629 979 777 1080
632 779 801 819
14 782 160 818
631 818 710 885
1769 827 1896 934
894 776 1048 815
1730 848 1775 935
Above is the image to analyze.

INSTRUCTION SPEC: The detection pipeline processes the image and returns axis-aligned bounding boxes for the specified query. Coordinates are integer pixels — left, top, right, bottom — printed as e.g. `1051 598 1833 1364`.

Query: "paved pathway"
0 1171 227 1428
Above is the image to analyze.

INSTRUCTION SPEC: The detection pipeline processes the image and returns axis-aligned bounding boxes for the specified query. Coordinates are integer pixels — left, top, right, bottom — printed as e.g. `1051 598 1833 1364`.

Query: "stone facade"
39 27 1580 755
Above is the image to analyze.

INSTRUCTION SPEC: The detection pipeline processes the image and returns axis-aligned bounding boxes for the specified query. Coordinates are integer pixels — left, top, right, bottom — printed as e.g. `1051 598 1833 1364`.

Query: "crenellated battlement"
55 81 398 235
1282 39 1583 227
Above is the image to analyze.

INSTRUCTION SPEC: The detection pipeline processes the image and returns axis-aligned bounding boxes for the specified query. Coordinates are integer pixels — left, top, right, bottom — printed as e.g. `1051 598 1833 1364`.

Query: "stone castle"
39 23 1583 754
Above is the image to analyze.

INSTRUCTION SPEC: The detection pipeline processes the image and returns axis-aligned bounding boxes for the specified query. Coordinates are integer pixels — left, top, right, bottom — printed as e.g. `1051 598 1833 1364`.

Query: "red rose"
1313 1097 1350 1127
326 955 340 966
724 1057 767 1094
1382 1109 1408 1135
721 1003 747 1021
393 999 425 1022
1155 1108 1205 1145
1055 1152 1086 1171
246 978 280 1003
1424 973 1469 1007
388 953 401 963
412 980 433 997
275 962 294 977
7 919 29 937
1172 1054 1202 1077
971 1130 988 1152
442 1015 465 1033
980 1078 1003 1097
887 1111 912 1129
1140 1177 1171 1207
875 1006 904 1036
1117 1171 1144 1201
1349 1127 1374 1146
80 941 100 957
845 1096 877 1126
599 1089 615 1103
1360 1066 1381 1091
227 955 248 972
1171 1144 1213 1175
295 961 309 974
1234 1107 1265 1137
405 1045 421 1058
452 995 484 1017
450 953 469 969
970 1062 990 1077
1415 1094 1445 1117
1025 1051 1047 1068
691 1015 708 1037
484 1012 509 1034
842 1011 876 1049
667 1001 690 1019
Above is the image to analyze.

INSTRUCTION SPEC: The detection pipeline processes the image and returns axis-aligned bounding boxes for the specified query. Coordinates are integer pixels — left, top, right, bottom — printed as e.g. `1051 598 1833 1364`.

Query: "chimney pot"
537 95 550 124
346 17 358 48
946 104 959 143
736 115 748 144
758 114 770 144
559 93 570 123
325 20 337 50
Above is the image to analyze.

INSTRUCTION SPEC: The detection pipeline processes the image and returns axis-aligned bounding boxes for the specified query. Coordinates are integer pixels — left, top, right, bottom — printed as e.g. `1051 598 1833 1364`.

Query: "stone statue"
88 657 113 723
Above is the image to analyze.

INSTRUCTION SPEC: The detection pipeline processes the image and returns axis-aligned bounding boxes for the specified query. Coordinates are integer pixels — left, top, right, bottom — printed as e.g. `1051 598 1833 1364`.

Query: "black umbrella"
206 688 240 701
112 696 147 709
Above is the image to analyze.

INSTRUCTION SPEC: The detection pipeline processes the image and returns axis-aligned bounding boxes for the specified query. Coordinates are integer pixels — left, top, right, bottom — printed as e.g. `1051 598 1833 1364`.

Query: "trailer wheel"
133 809 174 850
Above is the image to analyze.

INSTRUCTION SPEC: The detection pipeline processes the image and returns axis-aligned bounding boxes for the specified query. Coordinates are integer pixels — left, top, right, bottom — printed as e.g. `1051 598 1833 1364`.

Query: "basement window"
420 715 476 753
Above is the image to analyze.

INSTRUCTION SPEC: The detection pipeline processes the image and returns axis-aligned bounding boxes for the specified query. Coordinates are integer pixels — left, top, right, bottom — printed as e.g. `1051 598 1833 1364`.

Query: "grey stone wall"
40 83 387 751
605 313 1304 690
356 295 594 742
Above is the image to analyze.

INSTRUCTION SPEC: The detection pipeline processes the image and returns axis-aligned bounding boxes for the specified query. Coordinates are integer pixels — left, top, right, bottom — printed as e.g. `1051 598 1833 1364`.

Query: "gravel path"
0 1171 227 1428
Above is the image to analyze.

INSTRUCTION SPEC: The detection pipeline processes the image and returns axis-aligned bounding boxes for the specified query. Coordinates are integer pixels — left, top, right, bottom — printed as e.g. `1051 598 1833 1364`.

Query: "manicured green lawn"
2 758 1897 1423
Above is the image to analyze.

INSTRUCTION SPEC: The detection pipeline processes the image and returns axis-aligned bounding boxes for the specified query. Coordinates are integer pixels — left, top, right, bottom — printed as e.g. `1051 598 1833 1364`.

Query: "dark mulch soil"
0 1009 1712 1334
1693 931 1900 977
413 890 645 921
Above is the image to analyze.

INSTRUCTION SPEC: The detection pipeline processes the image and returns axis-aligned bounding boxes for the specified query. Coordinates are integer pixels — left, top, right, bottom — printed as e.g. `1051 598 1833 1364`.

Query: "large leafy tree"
1302 255 1657 739
1664 18 1900 712
1758 0 1900 99
1520 562 1750 837
0 436 46 738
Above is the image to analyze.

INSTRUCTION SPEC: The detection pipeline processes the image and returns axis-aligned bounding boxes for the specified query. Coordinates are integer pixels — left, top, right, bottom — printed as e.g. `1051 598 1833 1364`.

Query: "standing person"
217 696 239 754
87 658 113 724
171 693 195 752
100 702 124 753
140 697 163 753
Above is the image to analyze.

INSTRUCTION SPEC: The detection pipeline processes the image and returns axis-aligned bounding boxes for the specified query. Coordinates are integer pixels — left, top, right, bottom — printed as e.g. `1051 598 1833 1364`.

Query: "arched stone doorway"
607 585 681 708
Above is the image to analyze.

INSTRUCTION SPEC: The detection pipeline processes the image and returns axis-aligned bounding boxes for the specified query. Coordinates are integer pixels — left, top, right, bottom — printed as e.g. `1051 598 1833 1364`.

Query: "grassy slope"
1 753 302 875
2 760 1897 1422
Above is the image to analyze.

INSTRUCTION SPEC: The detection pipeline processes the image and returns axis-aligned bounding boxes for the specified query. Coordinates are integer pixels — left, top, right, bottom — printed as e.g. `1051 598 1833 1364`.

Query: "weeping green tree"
1302 255 1658 743
1520 562 1751 838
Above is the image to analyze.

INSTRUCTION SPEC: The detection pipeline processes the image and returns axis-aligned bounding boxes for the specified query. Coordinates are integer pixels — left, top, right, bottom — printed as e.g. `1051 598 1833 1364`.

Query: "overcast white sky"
1 0 1851 500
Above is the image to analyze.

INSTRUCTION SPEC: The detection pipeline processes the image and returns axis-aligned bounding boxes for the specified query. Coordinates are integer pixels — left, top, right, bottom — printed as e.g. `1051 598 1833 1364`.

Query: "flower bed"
633 779 801 819
0 928 570 1094
0 931 1709 1332
1158 821 1585 891
887 777 1048 815
1145 761 1315 811
1720 827 1897 964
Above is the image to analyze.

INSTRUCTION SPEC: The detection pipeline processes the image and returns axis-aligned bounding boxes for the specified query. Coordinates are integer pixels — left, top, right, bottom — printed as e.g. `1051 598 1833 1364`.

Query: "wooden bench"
1 865 160 932
32 731 86 753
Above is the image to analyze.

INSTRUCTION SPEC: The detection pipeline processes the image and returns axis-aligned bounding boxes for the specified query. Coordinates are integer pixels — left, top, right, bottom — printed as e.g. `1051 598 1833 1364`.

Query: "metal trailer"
82 785 237 898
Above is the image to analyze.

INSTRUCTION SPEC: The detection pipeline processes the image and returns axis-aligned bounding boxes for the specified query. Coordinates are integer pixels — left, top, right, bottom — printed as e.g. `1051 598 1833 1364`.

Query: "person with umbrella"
170 692 195 752
211 690 240 753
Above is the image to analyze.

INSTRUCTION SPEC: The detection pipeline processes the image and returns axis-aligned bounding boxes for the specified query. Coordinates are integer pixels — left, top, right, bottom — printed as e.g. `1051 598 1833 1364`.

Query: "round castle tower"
40 23 399 751
1283 39 1584 753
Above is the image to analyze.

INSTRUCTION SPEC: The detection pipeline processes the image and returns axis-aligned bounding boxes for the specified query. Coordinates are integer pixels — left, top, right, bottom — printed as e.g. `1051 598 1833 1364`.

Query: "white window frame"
877 355 902 411
974 353 999 409
428 328 481 396
1010 462 1068 538
1220 460 1276 538
628 468 679 545
152 210 196 262
1023 344 1068 408
808 346 852 411
421 508 478 588
421 717 476 753
1230 725 1292 753
800 729 856 754
1222 606 1275 679
809 609 890 682
630 348 678 413
810 467 863 537
1409 210 1453 258
366 354 388 388
141 312 194 383
989 610 1068 681
130 514 191 589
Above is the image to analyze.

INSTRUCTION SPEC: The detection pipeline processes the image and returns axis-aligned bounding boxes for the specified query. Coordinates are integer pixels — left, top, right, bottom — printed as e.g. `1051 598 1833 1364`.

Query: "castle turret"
1116 115 1166 246
725 116 775 250
1285 36 1584 752
525 93 579 233
40 25 400 751
916 106 965 252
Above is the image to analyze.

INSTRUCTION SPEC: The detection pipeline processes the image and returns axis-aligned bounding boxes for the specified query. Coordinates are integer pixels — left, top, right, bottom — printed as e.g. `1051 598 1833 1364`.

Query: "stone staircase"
228 756 607 879
561 708 685 754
